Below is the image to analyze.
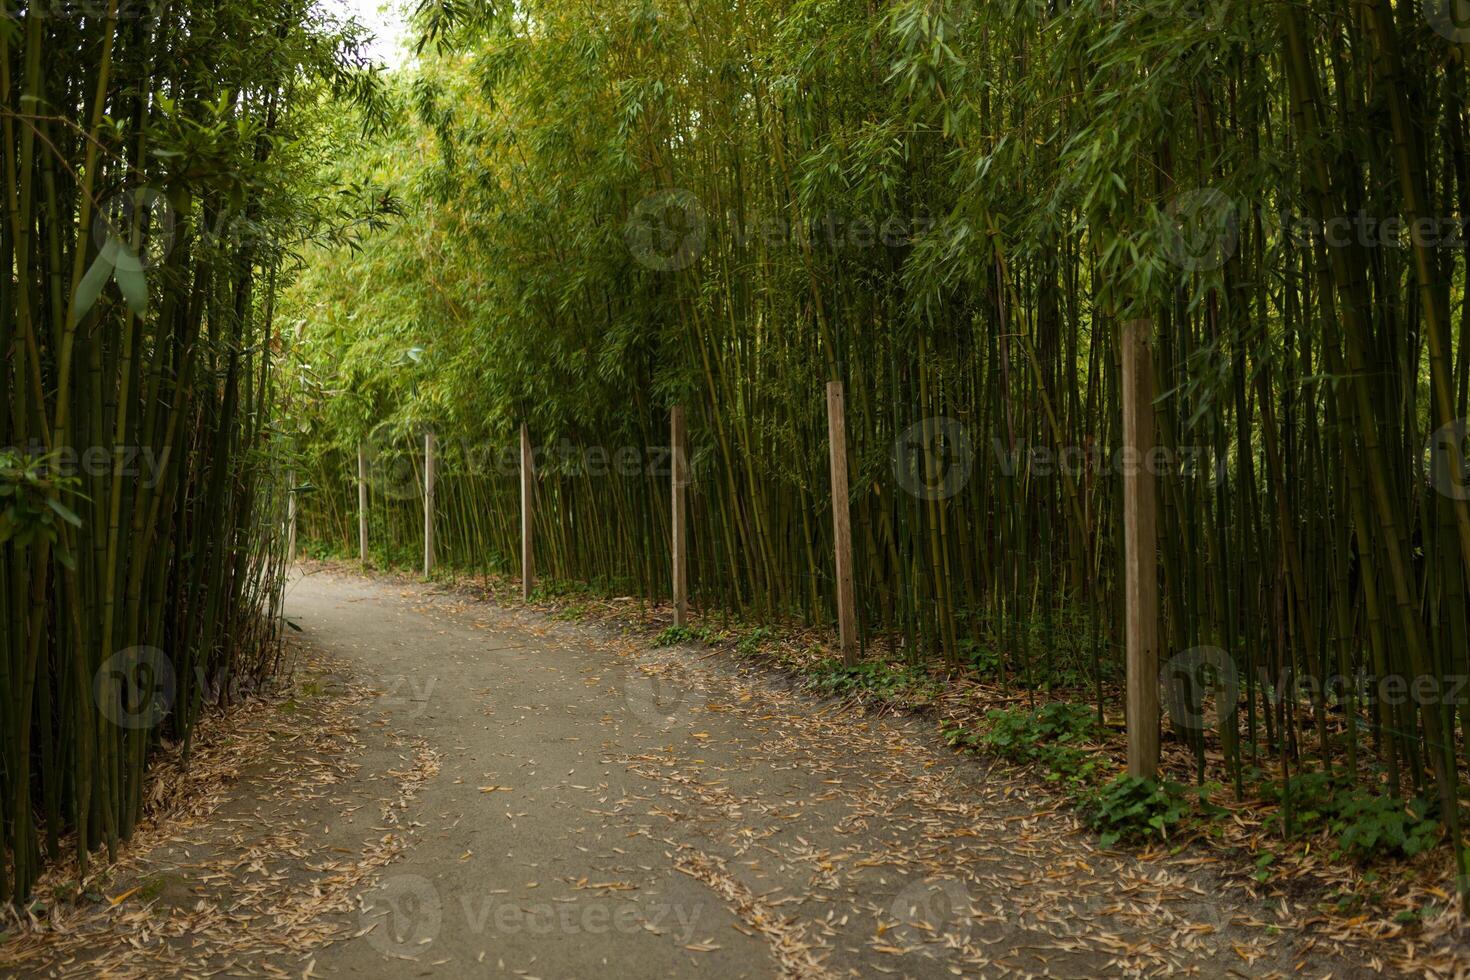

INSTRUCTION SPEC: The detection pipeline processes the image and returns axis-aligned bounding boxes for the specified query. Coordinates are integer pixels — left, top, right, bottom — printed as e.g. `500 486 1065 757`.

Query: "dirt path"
7 567 1379 978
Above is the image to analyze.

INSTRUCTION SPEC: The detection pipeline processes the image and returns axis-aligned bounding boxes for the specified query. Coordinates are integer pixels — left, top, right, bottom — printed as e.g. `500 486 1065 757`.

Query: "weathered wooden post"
358 441 369 564
1121 319 1160 777
423 431 437 577
671 405 688 628
826 381 858 666
521 422 535 601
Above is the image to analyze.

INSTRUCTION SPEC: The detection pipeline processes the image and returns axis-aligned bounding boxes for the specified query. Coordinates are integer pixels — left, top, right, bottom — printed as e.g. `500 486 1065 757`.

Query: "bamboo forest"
9 0 1470 976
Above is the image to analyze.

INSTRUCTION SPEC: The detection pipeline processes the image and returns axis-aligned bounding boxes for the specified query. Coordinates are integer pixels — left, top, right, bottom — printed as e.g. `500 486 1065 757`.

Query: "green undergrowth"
1270 771 1442 861
805 659 942 702
1079 775 1222 848
735 626 777 657
531 576 635 601
940 701 1444 875
550 601 589 621
940 707 1213 851
944 702 1108 788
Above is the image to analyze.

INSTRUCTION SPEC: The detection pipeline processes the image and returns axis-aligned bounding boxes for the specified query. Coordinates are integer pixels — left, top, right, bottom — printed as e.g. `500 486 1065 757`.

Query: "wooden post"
521 423 535 601
423 431 436 577
286 469 297 567
671 406 688 628
826 381 858 666
357 441 369 564
1121 319 1160 778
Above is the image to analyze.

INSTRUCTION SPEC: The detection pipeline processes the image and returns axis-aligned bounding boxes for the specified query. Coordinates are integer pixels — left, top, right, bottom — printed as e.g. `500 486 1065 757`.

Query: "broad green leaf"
72 251 115 323
114 251 149 316
46 498 84 528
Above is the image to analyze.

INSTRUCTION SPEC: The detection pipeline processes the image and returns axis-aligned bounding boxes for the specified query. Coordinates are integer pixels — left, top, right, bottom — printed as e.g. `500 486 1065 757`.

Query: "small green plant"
0 450 83 568
552 603 587 621
1275 770 1337 831
1332 793 1439 860
737 626 775 657
972 702 1106 785
654 624 707 647
1252 850 1276 883
807 660 935 701
532 576 632 602
1326 887 1367 915
956 639 1001 675
940 720 982 751
1273 772 1440 860
982 702 1099 752
1081 775 1197 847
1392 899 1444 925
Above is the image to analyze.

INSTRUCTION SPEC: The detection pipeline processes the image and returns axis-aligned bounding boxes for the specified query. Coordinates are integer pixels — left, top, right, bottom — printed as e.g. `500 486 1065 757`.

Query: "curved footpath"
6 566 1383 978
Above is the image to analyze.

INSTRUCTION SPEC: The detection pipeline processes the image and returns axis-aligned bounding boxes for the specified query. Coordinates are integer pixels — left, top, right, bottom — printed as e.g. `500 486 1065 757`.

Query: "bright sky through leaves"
323 0 408 69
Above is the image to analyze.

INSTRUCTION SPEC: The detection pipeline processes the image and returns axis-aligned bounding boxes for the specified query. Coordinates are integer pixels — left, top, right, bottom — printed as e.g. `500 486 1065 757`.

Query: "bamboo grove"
0 0 383 900
288 0 1470 861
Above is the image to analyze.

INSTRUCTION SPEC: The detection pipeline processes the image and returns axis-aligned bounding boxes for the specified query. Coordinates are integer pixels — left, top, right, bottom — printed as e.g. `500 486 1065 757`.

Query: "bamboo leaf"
46 498 83 528
72 251 115 323
113 250 149 316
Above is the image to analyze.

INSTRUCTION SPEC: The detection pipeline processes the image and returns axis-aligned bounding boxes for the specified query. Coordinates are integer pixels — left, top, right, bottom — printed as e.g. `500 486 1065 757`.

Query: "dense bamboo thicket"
288 0 1470 863
0 0 382 901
